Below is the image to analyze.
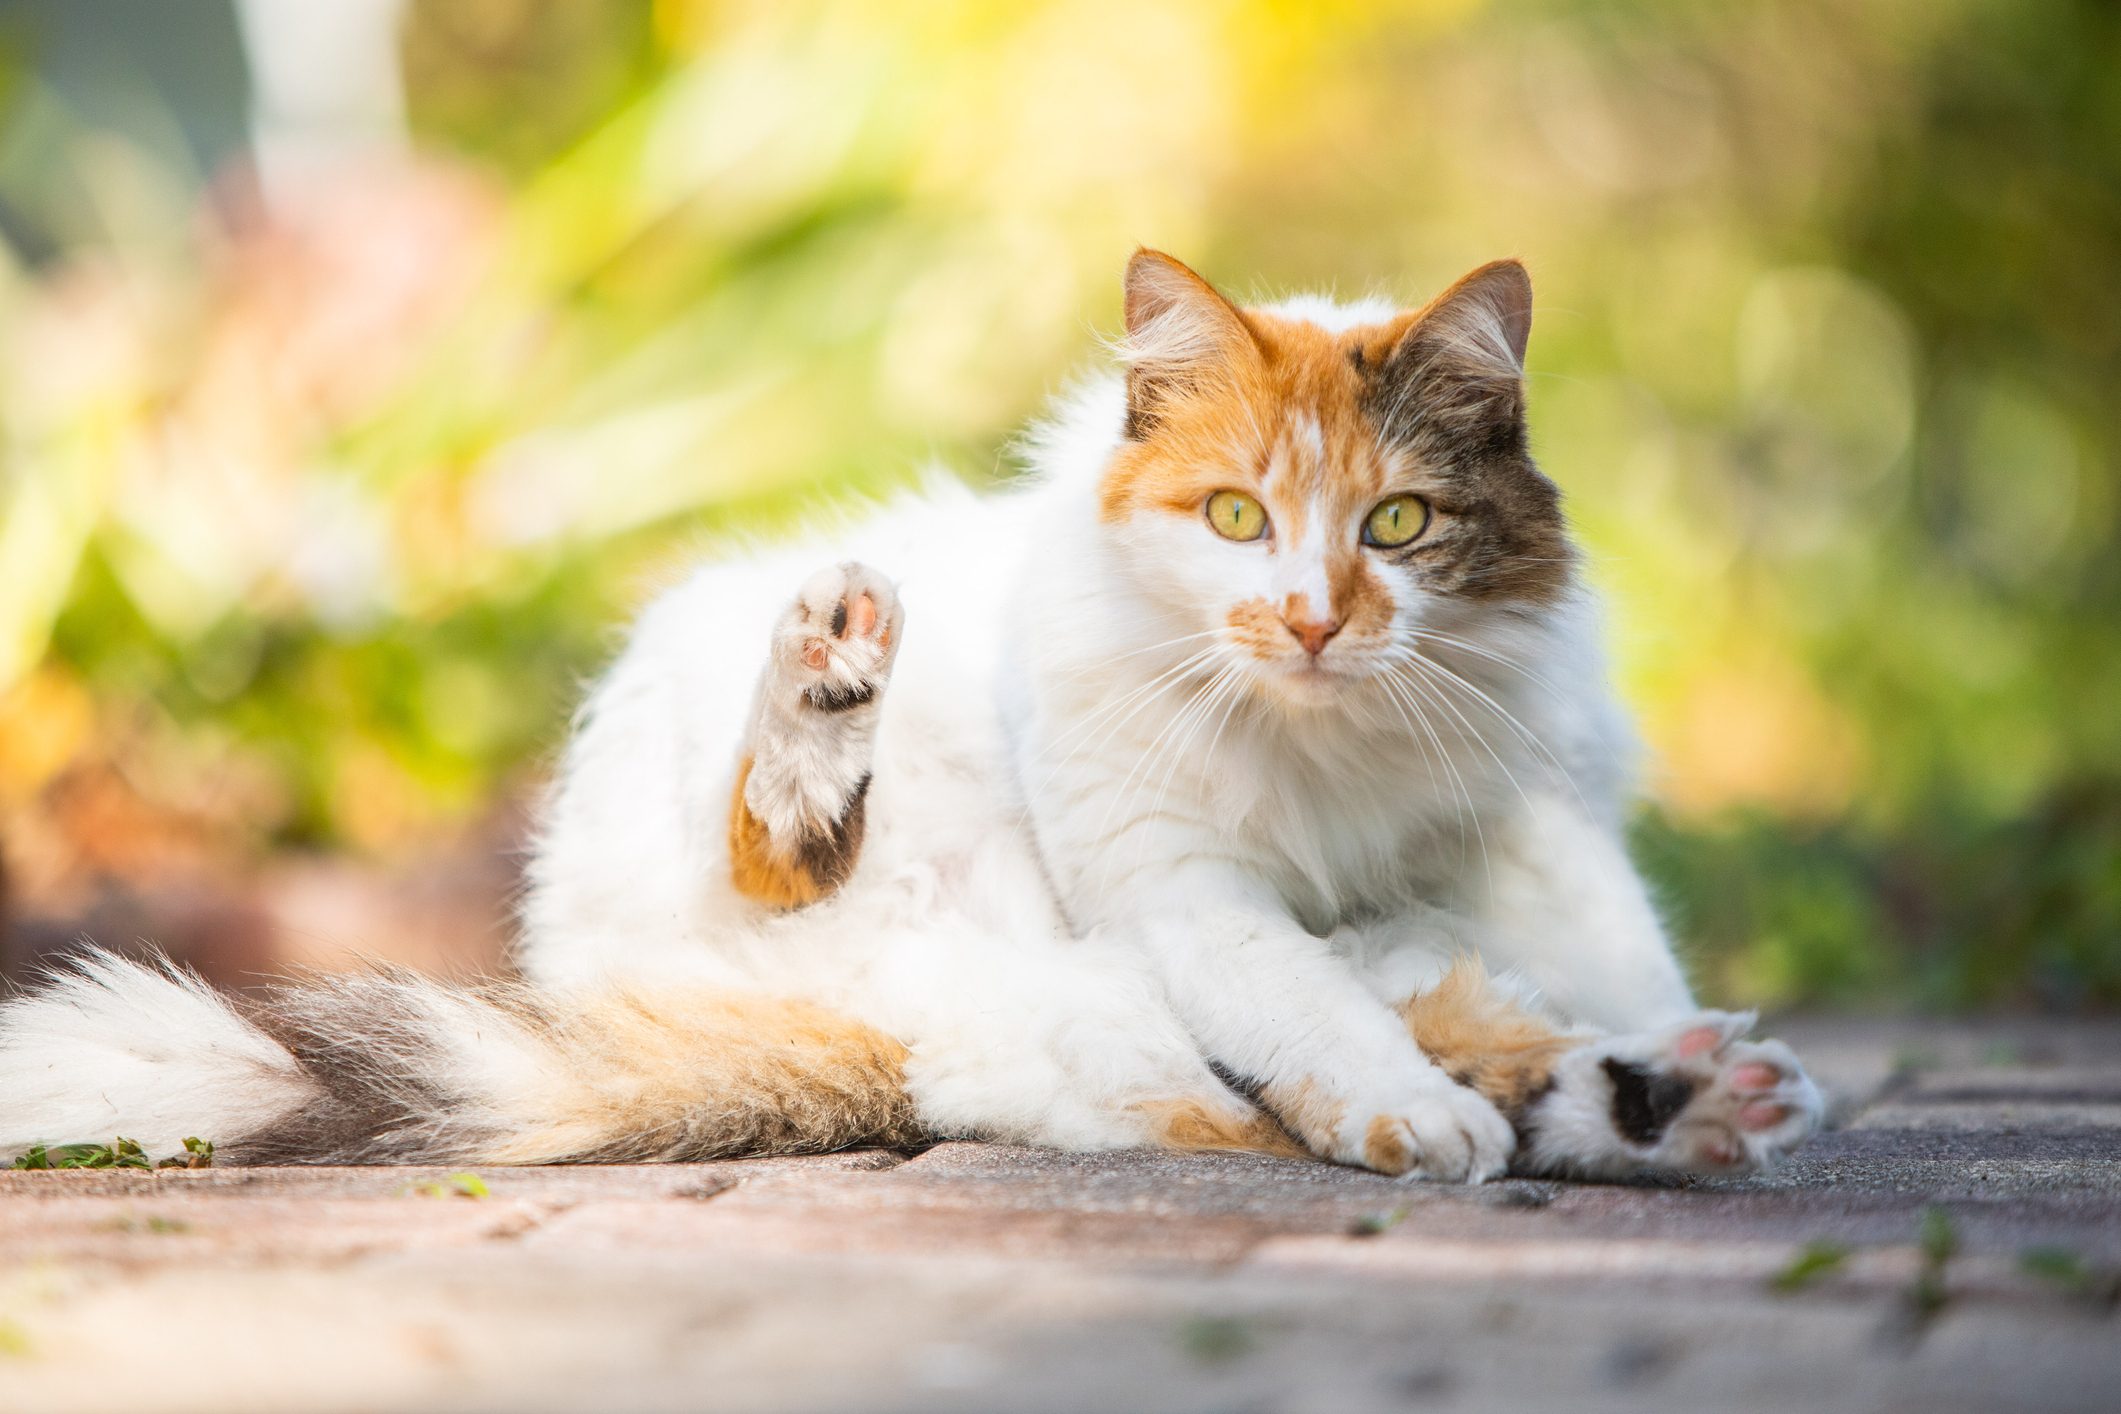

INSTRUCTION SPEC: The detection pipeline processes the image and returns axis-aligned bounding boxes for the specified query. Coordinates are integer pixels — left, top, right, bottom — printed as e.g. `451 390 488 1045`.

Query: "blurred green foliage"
0 0 2114 1007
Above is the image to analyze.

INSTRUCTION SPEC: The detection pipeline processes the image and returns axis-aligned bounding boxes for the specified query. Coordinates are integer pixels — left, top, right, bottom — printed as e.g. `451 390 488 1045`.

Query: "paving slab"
1 1017 2117 1412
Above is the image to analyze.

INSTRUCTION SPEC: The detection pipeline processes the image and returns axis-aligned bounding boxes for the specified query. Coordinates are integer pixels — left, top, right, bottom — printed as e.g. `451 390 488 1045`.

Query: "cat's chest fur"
1203 711 1510 931
1013 665 1515 934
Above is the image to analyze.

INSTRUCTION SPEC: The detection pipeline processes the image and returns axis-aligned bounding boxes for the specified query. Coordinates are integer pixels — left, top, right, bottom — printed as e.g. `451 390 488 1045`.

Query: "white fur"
0 954 314 1155
512 299 1715 1179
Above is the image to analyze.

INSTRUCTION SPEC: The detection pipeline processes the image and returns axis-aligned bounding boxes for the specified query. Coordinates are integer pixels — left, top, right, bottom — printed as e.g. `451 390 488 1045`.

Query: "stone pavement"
1 1017 2116 1413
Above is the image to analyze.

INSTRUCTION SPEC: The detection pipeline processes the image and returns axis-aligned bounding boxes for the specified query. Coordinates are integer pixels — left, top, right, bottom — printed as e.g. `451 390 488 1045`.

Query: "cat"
0 251 1822 1181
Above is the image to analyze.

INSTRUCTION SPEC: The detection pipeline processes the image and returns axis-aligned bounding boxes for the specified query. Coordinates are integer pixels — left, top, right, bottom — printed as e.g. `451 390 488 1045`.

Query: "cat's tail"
0 951 923 1165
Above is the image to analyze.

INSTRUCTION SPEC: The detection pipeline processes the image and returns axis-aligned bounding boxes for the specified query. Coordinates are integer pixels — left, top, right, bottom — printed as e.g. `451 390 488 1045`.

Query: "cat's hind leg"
1401 962 1822 1180
728 561 903 910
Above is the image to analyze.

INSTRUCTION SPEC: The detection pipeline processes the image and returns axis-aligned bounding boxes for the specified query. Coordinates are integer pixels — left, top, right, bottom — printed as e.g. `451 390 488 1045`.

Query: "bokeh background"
0 0 2114 1009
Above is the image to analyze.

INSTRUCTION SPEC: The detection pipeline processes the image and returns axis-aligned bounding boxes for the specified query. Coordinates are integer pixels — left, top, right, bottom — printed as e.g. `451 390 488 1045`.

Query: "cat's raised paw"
775 561 904 711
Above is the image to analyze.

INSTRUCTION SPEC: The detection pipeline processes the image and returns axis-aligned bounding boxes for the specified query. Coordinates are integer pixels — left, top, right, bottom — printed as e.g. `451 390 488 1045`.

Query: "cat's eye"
1205 490 1268 542
1362 494 1430 548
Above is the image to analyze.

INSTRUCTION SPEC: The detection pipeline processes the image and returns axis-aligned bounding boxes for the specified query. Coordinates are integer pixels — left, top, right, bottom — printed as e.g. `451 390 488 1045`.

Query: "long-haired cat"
0 252 1821 1181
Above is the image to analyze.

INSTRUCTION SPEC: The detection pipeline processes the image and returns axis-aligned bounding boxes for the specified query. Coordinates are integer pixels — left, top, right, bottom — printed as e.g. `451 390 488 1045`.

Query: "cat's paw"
1526 1012 1822 1179
772 561 904 711
1619 1015 1822 1175
732 562 902 906
1328 1075 1516 1182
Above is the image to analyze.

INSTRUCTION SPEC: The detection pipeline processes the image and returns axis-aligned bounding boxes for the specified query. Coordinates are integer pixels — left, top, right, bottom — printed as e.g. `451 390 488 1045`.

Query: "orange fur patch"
1223 597 1293 658
727 755 867 910
1101 306 1398 536
1259 1075 1347 1156
1329 551 1393 632
1399 960 1574 1118
479 989 923 1165
1363 1113 1416 1174
1143 1097 1311 1161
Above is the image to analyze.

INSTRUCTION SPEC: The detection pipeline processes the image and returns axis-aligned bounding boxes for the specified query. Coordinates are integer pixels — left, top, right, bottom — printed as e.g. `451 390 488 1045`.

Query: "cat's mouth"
1258 650 1370 707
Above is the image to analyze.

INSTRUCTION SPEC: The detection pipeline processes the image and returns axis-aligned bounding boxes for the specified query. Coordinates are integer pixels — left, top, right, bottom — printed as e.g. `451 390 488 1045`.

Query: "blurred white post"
234 0 409 209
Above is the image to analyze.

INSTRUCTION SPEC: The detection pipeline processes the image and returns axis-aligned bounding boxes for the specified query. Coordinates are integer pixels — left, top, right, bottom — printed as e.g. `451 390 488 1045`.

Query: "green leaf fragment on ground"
1771 1240 1852 1292
411 1172 491 1199
11 1137 219 1170
157 1137 216 1170
2020 1246 2087 1286
1178 1316 1255 1364
2020 1246 2121 1305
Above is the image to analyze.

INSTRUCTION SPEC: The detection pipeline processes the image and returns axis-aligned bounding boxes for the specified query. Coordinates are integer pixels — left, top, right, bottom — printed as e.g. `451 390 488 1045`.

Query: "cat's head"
1097 251 1572 710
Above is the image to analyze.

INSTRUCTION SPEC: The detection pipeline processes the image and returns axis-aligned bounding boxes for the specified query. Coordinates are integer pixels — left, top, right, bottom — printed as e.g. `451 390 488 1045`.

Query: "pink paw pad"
1737 1100 1788 1131
1729 1062 1782 1093
1675 1025 1723 1060
846 592 878 639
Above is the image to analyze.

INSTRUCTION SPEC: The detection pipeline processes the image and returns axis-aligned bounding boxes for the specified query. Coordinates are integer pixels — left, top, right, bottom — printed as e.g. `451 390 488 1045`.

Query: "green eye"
1205 490 1268 542
1363 494 1430 548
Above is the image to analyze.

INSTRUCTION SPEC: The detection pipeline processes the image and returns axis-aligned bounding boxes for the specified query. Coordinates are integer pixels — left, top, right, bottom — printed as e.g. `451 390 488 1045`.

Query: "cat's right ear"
1120 250 1257 440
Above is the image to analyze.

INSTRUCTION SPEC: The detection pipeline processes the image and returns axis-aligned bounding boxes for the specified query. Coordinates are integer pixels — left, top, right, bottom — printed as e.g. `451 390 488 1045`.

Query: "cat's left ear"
1422 258 1533 369
1372 259 1533 435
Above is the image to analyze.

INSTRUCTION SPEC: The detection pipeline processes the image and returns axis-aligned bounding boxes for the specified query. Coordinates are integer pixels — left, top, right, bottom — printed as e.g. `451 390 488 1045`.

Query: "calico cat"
0 252 1821 1181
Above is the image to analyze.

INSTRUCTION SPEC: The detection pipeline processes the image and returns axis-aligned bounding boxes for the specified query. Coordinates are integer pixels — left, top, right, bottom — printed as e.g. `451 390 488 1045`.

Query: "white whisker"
1375 666 1486 895
1395 643 1590 814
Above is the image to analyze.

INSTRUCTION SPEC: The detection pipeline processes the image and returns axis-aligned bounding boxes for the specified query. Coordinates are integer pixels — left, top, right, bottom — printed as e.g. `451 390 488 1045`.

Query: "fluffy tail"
0 952 923 1165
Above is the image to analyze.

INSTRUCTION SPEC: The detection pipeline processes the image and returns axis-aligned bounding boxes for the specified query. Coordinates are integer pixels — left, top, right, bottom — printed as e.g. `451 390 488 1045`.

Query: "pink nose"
1283 615 1342 657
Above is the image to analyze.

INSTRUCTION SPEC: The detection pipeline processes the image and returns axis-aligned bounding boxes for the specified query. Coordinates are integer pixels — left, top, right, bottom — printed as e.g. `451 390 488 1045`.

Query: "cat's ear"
1422 258 1532 370
1372 259 1533 438
1120 249 1258 439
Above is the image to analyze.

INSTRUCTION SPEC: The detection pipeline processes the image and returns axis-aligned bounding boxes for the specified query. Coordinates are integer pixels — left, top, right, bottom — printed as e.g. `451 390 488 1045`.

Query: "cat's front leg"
1471 791 1697 1033
1113 863 1514 1180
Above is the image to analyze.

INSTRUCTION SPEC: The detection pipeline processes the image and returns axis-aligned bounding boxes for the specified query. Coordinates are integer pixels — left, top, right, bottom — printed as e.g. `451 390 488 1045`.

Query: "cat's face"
1098 252 1572 711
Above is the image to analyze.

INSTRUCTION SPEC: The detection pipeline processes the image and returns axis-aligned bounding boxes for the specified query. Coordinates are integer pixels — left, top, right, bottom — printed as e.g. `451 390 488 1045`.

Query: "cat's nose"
1282 613 1342 657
